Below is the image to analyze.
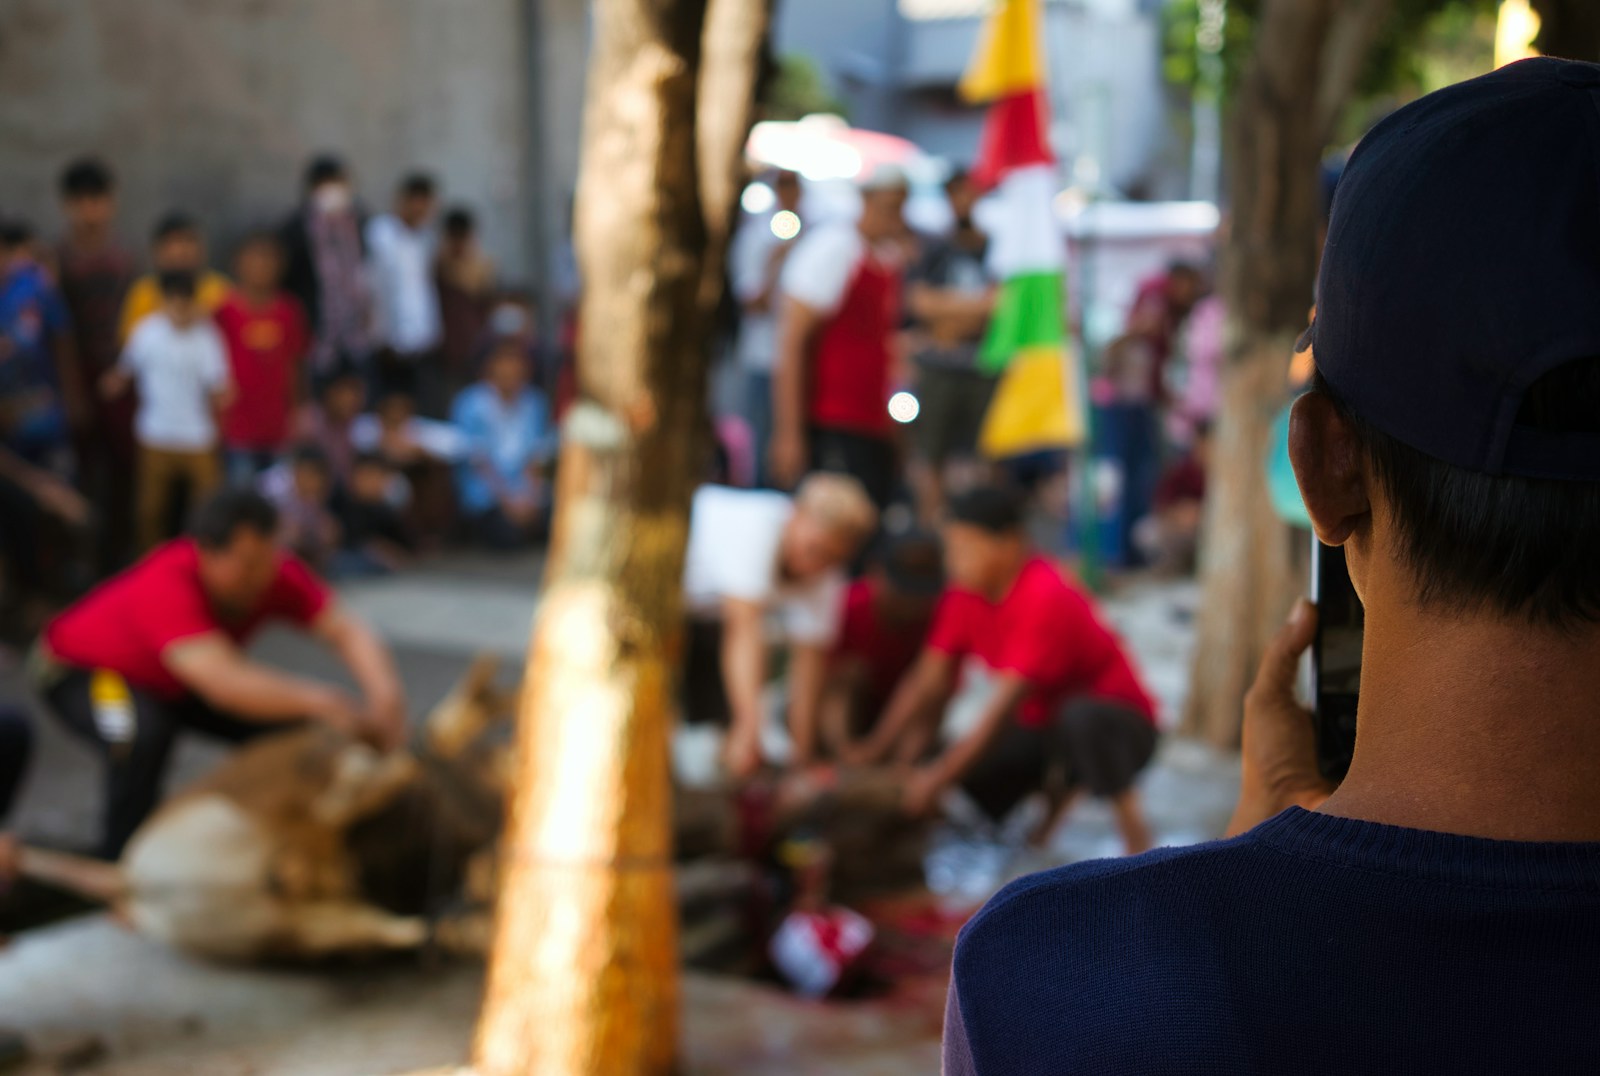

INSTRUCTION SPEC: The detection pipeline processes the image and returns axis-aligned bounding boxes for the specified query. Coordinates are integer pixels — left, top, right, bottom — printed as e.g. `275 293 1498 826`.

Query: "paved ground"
0 554 1236 1074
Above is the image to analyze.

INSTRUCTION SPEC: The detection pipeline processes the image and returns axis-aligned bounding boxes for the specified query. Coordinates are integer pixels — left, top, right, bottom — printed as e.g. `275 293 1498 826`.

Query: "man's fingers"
1250 598 1317 703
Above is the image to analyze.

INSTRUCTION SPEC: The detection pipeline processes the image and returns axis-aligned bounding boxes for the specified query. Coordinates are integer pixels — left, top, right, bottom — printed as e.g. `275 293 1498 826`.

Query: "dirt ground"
0 558 1235 1073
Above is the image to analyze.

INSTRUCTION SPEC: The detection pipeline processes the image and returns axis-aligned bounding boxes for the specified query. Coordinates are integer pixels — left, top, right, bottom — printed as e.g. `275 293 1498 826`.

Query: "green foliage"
763 53 849 122
1162 0 1496 109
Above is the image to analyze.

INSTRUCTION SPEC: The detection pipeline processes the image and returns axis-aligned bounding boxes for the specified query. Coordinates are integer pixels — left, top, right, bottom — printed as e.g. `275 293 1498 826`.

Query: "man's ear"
1288 391 1370 546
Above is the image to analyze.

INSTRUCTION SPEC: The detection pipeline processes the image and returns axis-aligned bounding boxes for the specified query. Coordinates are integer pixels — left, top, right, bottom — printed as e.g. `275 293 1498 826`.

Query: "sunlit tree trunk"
1183 0 1391 747
472 0 770 1070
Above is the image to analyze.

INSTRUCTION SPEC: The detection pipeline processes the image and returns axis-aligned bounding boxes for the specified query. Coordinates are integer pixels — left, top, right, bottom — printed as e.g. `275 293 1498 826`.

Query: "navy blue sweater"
945 809 1600 1074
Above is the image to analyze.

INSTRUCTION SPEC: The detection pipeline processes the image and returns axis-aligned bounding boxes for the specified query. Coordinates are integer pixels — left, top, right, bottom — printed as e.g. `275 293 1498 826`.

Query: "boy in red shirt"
855 487 1158 855
216 232 310 484
819 530 945 757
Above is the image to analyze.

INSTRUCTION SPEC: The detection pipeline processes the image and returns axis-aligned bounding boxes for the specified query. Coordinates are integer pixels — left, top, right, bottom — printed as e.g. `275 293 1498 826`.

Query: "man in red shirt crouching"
852 487 1159 855
32 489 407 858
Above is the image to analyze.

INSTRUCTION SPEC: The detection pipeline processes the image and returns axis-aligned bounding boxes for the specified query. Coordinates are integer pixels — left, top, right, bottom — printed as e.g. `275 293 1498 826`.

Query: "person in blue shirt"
450 335 555 551
0 219 79 470
946 59 1600 1075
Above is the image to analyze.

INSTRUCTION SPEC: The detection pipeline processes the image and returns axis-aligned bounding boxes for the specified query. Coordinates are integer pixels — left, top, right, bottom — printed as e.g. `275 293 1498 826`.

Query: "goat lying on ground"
19 657 928 962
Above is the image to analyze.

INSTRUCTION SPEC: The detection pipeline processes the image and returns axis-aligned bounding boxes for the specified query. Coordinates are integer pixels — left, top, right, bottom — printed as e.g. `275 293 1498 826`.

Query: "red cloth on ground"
215 291 310 450
44 539 330 698
809 256 900 436
926 556 1155 728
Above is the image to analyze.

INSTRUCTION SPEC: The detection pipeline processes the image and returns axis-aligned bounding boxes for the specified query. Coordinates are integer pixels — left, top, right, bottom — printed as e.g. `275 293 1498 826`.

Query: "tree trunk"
1183 0 1391 748
1531 0 1600 61
472 0 769 1070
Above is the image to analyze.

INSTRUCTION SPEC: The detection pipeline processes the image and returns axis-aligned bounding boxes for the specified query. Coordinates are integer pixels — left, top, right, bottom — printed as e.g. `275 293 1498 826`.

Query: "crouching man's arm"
163 633 368 740
313 604 408 751
1226 598 1335 837
904 673 1031 817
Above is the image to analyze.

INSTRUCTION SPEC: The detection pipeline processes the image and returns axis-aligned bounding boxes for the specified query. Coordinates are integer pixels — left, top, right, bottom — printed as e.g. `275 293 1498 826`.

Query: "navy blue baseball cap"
1308 57 1600 481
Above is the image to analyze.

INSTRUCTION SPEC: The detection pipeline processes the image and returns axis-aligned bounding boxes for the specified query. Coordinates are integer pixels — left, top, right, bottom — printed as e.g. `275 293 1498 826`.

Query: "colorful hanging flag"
961 0 1085 459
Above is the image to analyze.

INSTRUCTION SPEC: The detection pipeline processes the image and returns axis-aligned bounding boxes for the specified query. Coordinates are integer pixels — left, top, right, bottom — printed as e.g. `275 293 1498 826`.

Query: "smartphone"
1310 539 1362 783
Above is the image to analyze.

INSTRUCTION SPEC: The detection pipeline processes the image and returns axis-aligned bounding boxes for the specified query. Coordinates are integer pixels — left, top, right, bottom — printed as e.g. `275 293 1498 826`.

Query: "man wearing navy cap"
945 58 1600 1074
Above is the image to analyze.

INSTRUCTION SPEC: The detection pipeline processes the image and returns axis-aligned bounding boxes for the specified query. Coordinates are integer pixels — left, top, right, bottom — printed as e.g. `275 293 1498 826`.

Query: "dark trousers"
961 697 1158 823
1094 402 1162 568
39 666 283 859
0 706 32 823
810 426 898 511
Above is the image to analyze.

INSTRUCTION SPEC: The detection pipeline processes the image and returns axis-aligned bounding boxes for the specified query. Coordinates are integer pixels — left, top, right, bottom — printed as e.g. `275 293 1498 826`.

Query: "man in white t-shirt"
103 268 234 551
729 169 802 483
682 472 879 777
367 172 443 411
769 165 909 508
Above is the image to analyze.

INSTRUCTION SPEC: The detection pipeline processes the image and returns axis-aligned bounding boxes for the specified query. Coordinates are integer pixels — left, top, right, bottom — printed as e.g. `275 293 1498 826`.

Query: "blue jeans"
225 448 280 488
1094 402 1161 568
742 369 774 488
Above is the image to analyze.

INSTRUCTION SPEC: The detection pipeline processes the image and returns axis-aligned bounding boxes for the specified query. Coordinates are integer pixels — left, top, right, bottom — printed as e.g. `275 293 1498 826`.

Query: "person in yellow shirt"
117 213 231 343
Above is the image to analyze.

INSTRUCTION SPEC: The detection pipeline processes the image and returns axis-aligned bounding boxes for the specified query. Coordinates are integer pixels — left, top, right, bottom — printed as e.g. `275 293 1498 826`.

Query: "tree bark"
1184 0 1391 748
1531 0 1600 61
472 0 769 1071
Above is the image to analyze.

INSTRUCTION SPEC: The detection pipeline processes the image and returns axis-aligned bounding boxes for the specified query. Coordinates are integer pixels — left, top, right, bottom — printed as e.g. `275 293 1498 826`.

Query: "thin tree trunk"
1183 0 1391 748
1531 0 1600 61
472 0 769 1070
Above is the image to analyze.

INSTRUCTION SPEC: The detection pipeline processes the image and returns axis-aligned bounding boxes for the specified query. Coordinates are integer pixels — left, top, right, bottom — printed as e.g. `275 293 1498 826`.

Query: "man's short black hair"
191 489 280 550
0 218 32 249
352 450 391 473
948 487 1028 536
399 172 436 200
1315 364 1600 627
443 206 476 236
292 443 330 471
59 157 114 199
157 268 198 300
882 529 946 596
305 154 347 191
151 211 199 246
945 166 973 193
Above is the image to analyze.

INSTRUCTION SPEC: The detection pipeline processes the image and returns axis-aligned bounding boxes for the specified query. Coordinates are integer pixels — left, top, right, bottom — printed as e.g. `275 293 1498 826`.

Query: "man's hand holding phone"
1226 598 1335 836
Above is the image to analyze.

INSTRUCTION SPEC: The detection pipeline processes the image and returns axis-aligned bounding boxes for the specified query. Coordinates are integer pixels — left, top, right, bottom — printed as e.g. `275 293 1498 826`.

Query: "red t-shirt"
832 579 928 705
809 256 900 437
926 557 1156 728
44 539 331 699
215 291 309 450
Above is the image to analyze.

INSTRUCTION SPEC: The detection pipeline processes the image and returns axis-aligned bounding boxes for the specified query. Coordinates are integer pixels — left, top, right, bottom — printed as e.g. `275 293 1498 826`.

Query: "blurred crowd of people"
0 154 562 647
716 163 1220 575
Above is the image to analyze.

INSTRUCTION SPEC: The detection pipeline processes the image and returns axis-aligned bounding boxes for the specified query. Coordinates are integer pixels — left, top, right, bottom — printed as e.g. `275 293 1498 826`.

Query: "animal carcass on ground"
20 657 930 963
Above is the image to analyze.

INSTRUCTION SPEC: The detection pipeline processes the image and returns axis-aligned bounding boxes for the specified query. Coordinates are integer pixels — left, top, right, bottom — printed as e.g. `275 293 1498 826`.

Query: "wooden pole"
472 0 770 1070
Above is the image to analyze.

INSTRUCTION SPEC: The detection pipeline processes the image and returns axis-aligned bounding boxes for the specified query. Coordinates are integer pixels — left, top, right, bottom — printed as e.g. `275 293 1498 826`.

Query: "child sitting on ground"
450 336 556 551
267 444 340 571
331 452 415 579
104 269 234 550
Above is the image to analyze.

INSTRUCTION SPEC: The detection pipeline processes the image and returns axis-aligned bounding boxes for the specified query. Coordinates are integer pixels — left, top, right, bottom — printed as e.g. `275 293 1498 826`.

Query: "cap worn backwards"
1309 57 1600 481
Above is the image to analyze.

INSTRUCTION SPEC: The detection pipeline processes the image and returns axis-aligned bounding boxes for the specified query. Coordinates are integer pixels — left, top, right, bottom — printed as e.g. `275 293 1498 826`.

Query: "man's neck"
1322 599 1600 842
984 550 1030 603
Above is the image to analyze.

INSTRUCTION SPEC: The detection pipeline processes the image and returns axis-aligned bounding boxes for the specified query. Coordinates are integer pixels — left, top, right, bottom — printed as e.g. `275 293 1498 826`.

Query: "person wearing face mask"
279 155 374 375
680 473 879 779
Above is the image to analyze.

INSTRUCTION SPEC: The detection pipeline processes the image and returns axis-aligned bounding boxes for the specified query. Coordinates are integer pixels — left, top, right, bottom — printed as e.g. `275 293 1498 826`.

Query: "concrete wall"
0 0 568 281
